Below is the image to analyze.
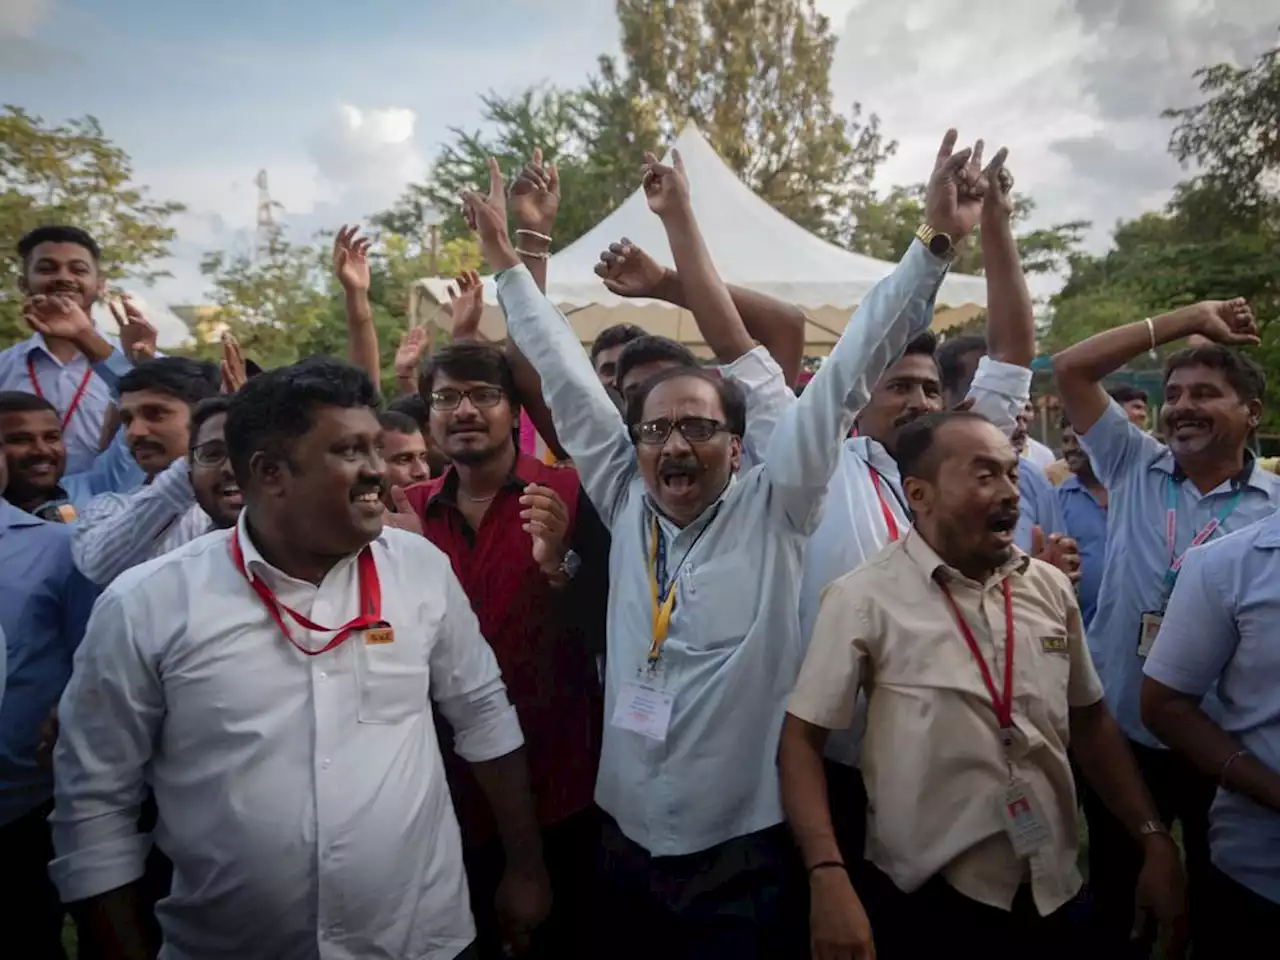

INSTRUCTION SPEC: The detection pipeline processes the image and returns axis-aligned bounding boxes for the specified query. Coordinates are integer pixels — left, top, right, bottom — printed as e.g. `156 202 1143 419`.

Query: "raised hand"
520 483 570 578
1193 298 1260 346
642 149 691 220
333 224 373 293
1032 525 1082 584
447 270 485 340
109 294 159 361
594 238 667 298
382 486 423 535
23 294 94 342
461 158 517 270
509 148 560 237
395 324 429 382
980 147 1014 221
924 129 989 243
220 331 247 394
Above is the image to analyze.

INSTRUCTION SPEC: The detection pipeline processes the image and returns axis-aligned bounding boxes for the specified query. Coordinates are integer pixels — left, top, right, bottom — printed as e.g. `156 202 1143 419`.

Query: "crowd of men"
0 127 1276 960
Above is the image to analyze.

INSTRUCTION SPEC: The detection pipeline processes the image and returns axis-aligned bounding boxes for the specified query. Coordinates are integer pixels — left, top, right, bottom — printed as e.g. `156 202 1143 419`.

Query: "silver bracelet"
515 228 552 244
1144 316 1156 351
1220 748 1249 786
515 247 549 261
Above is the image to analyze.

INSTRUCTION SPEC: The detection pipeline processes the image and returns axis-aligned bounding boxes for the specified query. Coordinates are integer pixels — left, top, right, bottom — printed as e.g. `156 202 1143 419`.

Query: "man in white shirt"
51 357 550 960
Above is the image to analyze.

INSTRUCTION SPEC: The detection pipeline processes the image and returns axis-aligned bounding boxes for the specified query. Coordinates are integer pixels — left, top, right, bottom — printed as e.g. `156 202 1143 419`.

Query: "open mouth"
659 462 701 496
986 510 1018 544
351 489 382 505
217 483 242 506
1170 418 1210 438
26 461 57 478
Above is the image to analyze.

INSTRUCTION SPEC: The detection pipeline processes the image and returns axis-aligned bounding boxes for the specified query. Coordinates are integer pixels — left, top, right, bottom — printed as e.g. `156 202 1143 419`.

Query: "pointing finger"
970 139 985 171
485 157 504 200
390 485 413 513
940 146 973 177
934 128 959 168
1031 524 1045 557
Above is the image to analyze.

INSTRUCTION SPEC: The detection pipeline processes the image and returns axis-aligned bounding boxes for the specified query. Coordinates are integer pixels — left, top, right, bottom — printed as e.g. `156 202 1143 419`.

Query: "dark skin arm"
977 150 1035 368
77 884 156 960
1142 678 1280 813
333 225 382 393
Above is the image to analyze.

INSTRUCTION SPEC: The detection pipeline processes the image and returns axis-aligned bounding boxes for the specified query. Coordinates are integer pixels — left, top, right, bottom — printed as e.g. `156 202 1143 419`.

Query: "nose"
125 419 151 443
33 436 57 459
903 383 931 414
661 426 693 456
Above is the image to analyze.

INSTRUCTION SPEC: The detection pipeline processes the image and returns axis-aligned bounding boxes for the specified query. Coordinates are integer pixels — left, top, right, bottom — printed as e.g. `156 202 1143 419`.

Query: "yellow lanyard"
648 516 678 663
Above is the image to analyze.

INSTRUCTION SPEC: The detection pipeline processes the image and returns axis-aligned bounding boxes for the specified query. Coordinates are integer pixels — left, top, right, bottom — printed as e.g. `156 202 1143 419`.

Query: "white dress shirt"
72 458 212 585
51 513 522 960
1023 437 1057 472
499 239 950 856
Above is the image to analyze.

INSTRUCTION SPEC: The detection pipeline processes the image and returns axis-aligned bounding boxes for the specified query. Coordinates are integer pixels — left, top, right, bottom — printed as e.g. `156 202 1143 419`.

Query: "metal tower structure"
254 169 283 260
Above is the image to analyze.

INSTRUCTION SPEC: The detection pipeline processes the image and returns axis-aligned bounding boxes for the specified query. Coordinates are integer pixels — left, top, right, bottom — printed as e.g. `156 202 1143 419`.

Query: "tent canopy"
415 125 987 356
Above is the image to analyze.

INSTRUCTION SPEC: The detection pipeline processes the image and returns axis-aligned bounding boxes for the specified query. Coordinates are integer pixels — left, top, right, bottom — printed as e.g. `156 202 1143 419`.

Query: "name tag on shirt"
365 627 395 645
1137 612 1162 658
612 680 674 742
996 778 1052 859
1039 634 1068 655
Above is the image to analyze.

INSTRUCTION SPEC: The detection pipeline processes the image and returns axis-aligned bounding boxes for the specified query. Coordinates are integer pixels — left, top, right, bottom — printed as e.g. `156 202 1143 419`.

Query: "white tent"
414 125 987 356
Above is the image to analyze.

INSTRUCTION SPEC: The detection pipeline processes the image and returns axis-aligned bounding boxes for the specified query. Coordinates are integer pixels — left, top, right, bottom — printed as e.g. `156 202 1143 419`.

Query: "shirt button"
318 671 328 682
321 758 332 770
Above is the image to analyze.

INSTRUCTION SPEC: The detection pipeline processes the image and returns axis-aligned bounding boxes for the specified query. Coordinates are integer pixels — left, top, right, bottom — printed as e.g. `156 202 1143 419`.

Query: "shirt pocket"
1018 627 1072 738
687 558 757 650
354 633 429 725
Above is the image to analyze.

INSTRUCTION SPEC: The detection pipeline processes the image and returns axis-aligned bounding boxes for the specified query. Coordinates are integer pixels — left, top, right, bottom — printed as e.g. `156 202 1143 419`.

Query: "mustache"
658 456 702 480
349 479 384 500
986 503 1020 530
17 455 58 471
130 439 166 455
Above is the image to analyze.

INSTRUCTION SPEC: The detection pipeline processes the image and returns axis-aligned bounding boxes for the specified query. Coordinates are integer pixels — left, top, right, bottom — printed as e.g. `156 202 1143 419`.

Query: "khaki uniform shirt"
788 529 1104 915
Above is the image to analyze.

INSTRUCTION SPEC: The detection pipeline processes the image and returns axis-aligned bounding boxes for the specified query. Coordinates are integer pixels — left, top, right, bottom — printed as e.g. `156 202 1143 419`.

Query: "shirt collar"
0 497 50 532
1155 448 1265 492
1254 511 1280 550
901 526 1030 587
234 508 386 582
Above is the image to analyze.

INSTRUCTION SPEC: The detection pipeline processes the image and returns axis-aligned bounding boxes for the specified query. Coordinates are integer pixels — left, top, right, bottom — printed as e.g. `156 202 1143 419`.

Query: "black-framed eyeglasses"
429 386 505 411
191 440 229 467
631 416 728 446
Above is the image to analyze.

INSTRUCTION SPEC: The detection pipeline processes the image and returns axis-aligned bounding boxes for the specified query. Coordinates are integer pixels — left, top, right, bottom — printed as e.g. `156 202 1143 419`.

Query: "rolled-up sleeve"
90 348 135 398
722 345 796 469
1143 546 1236 696
429 564 524 763
1079 399 1164 490
763 240 948 534
49 589 161 903
498 265 637 529
967 356 1032 438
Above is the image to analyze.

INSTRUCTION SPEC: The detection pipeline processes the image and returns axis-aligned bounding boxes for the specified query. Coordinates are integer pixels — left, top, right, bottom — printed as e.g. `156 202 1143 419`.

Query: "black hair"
0 390 58 417
1107 384 1148 406
936 334 987 397
386 394 429 432
419 340 518 408
118 357 220 407
18 225 101 265
616 335 698 390
189 396 231 451
1163 344 1266 405
904 329 939 357
591 323 648 363
226 357 378 485
378 409 422 435
625 366 747 439
893 409 996 483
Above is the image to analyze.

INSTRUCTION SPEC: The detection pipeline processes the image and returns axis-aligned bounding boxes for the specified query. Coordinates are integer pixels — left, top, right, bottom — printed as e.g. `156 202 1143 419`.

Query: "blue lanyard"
1161 475 1243 592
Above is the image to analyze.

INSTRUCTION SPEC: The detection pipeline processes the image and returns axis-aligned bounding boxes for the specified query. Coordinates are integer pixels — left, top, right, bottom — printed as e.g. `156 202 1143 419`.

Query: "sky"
3 0 1276 345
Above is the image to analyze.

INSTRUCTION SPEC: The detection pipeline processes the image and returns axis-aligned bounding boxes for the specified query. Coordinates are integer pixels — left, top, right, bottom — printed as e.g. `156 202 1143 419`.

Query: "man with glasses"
402 340 609 959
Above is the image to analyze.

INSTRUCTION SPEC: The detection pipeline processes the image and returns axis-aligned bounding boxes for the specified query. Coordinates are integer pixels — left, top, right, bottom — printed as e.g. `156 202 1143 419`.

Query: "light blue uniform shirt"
1058 475 1108 627
1080 400 1280 746
1144 513 1280 903
0 499 99 825
0 331 129 474
499 240 949 856
1015 456 1066 552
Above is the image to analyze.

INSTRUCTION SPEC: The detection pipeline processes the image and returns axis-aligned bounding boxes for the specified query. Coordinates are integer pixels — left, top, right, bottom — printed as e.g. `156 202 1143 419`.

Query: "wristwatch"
1138 819 1172 840
558 550 582 581
916 223 955 260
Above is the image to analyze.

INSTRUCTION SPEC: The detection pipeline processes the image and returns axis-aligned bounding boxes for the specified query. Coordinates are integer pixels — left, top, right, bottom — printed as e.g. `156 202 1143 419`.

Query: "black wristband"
807 860 846 876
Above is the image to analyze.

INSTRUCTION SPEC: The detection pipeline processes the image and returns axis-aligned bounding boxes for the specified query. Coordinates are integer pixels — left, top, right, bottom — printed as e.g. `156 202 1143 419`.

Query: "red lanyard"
229 534 385 656
868 469 901 542
28 355 93 430
937 577 1016 743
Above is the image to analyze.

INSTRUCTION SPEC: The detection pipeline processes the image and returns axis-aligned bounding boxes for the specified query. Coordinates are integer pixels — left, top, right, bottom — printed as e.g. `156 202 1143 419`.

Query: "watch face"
562 550 582 578
928 232 952 256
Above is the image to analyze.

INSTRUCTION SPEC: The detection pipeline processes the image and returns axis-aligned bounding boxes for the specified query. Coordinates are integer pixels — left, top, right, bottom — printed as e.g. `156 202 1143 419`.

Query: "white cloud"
306 103 425 212
0 0 52 37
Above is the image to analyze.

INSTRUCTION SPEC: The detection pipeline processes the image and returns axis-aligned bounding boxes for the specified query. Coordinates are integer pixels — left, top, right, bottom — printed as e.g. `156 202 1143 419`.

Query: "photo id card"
996 778 1052 859
611 680 675 742
1137 612 1163 659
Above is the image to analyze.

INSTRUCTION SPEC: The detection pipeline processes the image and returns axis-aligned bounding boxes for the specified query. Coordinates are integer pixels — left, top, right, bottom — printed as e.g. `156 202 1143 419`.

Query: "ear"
248 450 288 498
728 434 743 475
1246 398 1263 430
902 475 931 515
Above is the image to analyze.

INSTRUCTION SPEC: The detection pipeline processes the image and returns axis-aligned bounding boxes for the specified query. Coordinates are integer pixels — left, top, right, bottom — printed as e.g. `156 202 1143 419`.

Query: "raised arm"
1052 299 1259 434
50 590 164 960
72 459 195 585
502 151 570 462
463 158 636 527
764 129 988 533
595 238 806 385
333 225 381 392
68 427 145 498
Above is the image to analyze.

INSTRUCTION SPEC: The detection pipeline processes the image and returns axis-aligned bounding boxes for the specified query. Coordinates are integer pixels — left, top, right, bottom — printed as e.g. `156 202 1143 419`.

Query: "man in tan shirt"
779 410 1185 959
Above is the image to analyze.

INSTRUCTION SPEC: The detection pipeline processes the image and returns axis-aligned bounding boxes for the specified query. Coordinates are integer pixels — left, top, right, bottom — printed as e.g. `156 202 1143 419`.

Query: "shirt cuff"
445 678 525 763
91 348 134 396
155 458 196 509
971 356 1033 397
720 344 785 391
49 831 151 903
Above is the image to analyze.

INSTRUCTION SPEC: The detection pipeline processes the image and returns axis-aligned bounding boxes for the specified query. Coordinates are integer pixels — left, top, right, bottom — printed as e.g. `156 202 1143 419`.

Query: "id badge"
611 680 674 742
996 778 1052 859
1137 612 1163 658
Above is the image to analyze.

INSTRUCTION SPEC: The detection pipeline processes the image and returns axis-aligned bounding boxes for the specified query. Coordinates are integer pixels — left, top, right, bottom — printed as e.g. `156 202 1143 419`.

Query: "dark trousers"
1081 740 1215 958
597 814 806 960
867 866 1093 959
1201 864 1280 956
464 806 601 959
0 801 72 960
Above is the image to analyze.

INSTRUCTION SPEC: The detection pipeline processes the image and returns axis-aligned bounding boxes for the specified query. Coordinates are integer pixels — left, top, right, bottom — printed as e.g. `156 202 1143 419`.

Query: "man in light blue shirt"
1053 298 1280 954
0 473 99 953
463 132 979 954
1141 514 1280 953
1057 417 1108 627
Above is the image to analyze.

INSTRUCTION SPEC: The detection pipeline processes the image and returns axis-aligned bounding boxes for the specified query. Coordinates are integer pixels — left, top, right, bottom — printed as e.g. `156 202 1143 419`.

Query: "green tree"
0 106 184 345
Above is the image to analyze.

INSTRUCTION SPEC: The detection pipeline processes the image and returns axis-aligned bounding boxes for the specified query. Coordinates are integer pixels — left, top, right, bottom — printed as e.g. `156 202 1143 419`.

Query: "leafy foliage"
0 106 184 346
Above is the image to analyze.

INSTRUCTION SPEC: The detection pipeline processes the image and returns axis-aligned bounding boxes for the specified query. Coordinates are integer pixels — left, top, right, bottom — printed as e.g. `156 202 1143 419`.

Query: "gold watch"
916 223 955 260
